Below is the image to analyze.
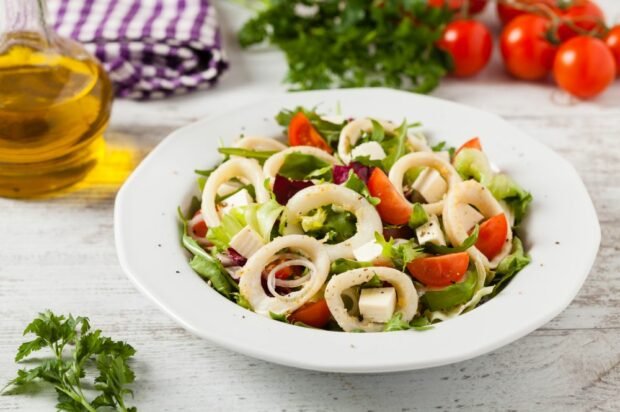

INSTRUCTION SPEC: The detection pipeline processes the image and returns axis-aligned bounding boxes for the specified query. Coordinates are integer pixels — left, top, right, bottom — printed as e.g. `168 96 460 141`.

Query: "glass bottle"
0 0 113 198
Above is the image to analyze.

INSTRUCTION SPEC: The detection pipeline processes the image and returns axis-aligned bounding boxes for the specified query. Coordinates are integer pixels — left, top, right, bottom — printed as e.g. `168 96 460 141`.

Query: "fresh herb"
431 141 455 158
239 1 453 93
408 203 428 229
425 225 480 255
374 232 424 271
361 273 383 288
342 170 380 206
269 312 288 322
382 120 409 171
218 147 277 162
2 311 137 412
278 152 333 181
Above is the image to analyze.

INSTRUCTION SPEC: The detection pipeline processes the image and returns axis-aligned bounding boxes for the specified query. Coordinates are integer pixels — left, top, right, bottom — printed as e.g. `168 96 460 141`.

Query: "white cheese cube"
416 214 446 246
454 204 484 233
351 142 387 161
220 188 252 216
353 240 389 265
228 226 265 258
359 287 396 323
411 168 447 203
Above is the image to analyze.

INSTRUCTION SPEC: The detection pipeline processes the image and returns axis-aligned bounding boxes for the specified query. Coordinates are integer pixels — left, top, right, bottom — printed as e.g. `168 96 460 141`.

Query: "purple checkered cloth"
47 0 228 99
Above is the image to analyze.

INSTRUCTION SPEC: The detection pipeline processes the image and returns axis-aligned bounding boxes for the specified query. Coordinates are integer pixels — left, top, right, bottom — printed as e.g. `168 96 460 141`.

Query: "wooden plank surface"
2 1 620 411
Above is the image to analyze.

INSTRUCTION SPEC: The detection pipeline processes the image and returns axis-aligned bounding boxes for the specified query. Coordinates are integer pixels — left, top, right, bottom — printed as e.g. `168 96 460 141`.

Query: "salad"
178 107 532 332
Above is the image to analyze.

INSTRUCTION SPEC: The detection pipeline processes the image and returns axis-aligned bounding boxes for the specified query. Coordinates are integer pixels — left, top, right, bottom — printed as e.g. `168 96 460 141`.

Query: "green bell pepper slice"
422 269 477 311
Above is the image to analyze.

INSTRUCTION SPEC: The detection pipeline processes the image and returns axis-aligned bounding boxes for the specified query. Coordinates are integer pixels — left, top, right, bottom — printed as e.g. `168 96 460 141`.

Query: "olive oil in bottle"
0 1 113 198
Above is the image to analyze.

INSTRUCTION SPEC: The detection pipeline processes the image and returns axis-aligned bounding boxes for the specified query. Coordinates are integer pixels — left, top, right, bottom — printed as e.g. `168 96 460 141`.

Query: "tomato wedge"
288 112 333 153
367 168 411 225
455 137 482 157
475 213 508 260
190 210 208 238
407 252 470 287
289 299 332 328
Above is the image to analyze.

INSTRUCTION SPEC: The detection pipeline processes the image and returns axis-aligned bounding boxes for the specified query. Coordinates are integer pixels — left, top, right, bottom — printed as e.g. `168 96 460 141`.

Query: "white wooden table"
2 2 620 411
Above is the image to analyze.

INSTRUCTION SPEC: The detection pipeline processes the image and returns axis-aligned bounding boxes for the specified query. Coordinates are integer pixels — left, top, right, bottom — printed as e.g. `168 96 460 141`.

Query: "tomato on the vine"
557 0 605 42
497 0 558 26
553 36 616 99
605 26 620 74
500 14 558 80
438 20 493 77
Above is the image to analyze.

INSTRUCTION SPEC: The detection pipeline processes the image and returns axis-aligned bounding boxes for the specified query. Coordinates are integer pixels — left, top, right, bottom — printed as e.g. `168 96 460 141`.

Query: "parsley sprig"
2 311 137 412
239 0 453 93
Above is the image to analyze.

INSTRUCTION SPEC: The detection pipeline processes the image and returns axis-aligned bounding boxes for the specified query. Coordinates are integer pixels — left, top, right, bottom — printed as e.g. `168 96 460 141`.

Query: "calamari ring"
283 184 383 261
442 180 513 269
238 235 330 316
263 146 340 186
325 267 418 332
388 152 462 215
337 118 431 164
201 158 270 227
234 136 287 152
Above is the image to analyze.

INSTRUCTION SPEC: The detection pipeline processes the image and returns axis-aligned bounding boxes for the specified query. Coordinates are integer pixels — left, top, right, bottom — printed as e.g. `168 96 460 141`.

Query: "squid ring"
388 152 462 216
201 158 270 227
442 180 513 269
325 267 418 332
238 235 330 316
283 184 383 261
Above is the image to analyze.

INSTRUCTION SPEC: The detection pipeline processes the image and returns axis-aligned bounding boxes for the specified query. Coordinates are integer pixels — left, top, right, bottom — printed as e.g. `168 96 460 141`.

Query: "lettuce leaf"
304 206 357 244
487 174 533 225
206 207 247 250
490 237 531 297
342 170 380 206
408 203 428 229
245 199 285 242
374 232 424 270
279 152 333 181
383 313 433 332
330 258 371 275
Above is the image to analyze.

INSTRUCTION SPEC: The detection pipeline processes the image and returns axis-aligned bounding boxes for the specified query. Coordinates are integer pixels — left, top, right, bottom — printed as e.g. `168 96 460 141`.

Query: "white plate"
115 88 600 373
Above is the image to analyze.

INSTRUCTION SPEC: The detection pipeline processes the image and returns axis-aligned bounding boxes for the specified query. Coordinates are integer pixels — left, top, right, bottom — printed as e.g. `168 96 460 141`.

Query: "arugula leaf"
382 120 408 171
374 232 425 270
370 119 386 143
278 152 333 181
342 170 380 206
408 203 428 229
330 258 371 275
3 312 137 412
275 107 345 149
361 274 383 288
239 1 453 93
189 255 237 299
218 147 277 162
383 313 433 332
490 237 531 297
425 225 479 255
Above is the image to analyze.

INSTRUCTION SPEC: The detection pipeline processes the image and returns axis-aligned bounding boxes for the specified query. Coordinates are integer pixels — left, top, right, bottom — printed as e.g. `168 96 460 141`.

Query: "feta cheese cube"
411 168 447 203
228 226 265 258
454 204 484 233
416 214 446 246
359 287 397 323
351 142 387 161
353 240 389 265
220 188 252 216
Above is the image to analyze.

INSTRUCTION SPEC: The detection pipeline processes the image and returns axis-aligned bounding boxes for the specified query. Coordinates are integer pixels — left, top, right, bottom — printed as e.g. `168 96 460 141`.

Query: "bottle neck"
1 0 51 45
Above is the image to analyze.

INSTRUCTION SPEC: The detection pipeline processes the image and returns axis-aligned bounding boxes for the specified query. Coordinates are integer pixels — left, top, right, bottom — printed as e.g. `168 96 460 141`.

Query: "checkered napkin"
47 0 228 99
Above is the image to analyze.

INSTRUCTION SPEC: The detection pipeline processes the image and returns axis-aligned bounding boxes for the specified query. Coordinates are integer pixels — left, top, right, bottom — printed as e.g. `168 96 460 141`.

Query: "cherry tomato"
455 137 482 157
475 214 509 260
428 0 488 14
553 36 616 99
190 210 207 238
289 299 332 328
497 0 558 26
605 26 620 73
500 14 557 80
367 168 412 225
407 252 470 288
288 112 332 153
438 20 493 77
557 1 605 42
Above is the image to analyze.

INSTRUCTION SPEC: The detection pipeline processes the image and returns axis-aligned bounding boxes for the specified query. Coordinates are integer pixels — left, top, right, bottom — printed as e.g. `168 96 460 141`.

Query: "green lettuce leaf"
218 147 277 162
490 237 531 297
330 258 371 275
189 255 237 299
301 207 327 232
487 174 533 225
304 206 357 244
422 270 477 311
245 199 285 242
408 203 428 229
383 313 433 332
343 170 380 206
206 207 247 250
279 152 333 181
374 232 425 271
424 225 479 255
